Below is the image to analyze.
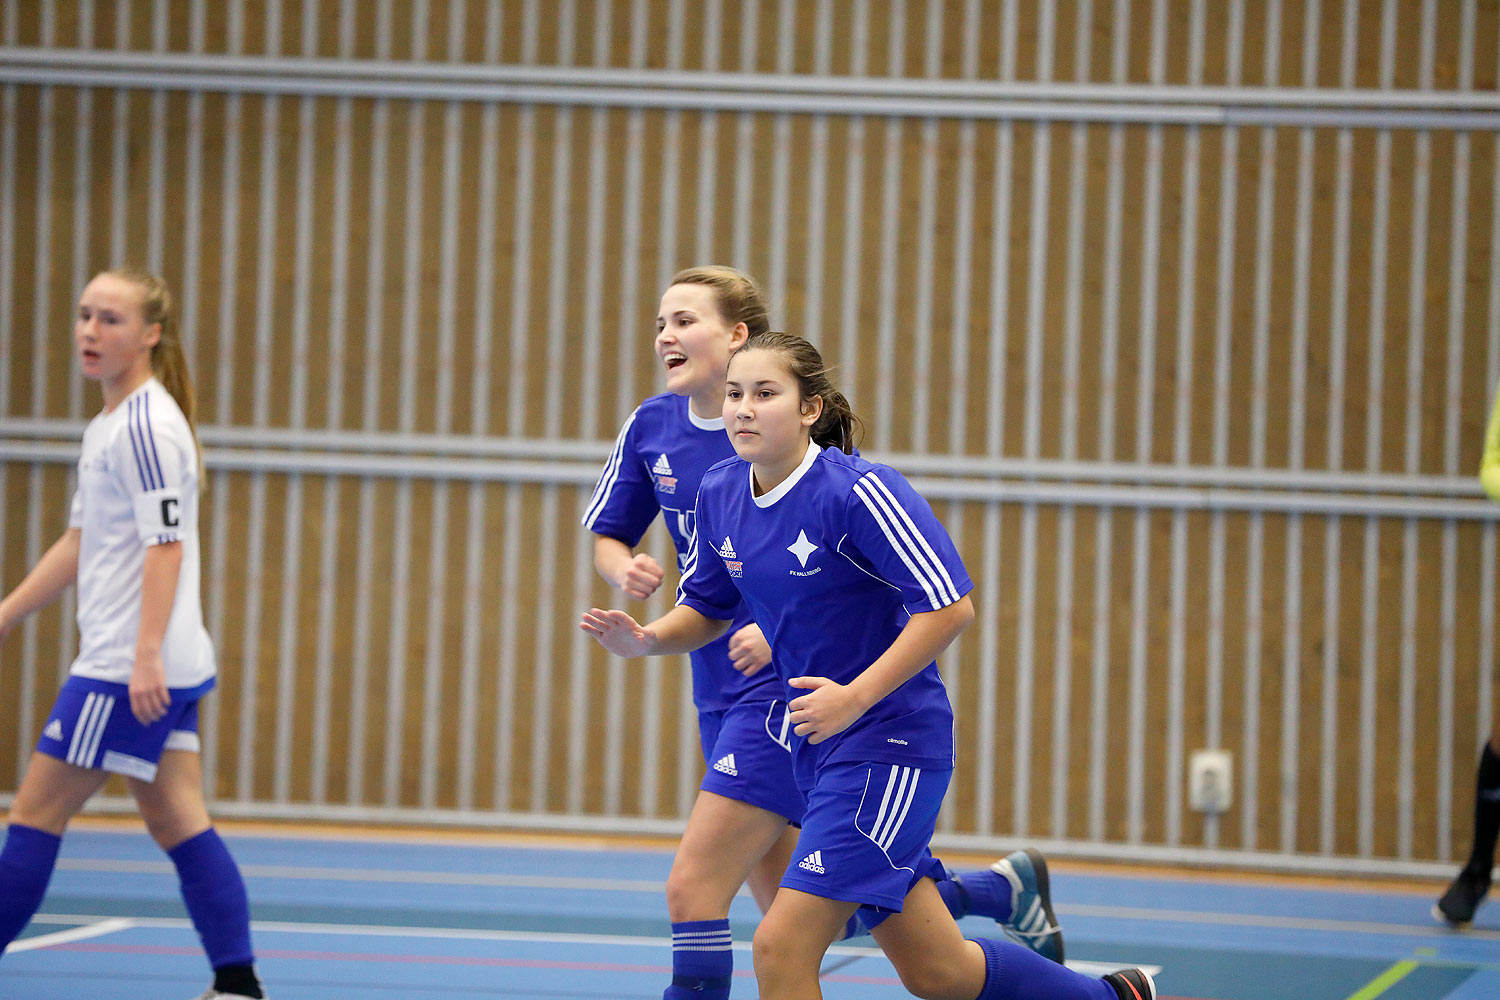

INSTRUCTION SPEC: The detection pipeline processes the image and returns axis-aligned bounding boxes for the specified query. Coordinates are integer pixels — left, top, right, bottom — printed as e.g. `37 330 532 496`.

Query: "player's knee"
663 863 702 921
140 809 193 850
891 954 969 1000
5 799 70 837
751 920 797 980
135 796 207 850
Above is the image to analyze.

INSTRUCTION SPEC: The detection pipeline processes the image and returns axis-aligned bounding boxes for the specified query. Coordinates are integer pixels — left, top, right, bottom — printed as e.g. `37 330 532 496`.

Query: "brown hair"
733 331 863 453
667 265 771 339
99 267 203 479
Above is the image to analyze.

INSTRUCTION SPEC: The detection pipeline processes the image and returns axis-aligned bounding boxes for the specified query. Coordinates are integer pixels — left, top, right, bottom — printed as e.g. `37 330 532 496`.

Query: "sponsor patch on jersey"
656 475 677 494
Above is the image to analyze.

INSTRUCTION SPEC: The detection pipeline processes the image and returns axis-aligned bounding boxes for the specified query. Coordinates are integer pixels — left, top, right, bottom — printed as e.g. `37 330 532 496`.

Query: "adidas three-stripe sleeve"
676 489 741 622
845 468 969 615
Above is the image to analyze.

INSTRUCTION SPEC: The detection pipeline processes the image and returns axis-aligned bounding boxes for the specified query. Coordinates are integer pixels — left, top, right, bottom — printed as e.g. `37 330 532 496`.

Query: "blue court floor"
3 822 1498 999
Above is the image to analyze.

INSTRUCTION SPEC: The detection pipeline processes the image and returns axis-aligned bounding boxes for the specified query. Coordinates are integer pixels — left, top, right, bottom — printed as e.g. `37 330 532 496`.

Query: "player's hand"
617 554 666 601
727 623 772 676
129 651 171 725
786 676 867 744
580 608 656 658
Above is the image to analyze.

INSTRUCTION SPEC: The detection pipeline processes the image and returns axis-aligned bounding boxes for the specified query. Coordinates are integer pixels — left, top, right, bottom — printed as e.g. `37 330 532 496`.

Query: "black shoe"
1103 968 1157 1000
1433 867 1491 927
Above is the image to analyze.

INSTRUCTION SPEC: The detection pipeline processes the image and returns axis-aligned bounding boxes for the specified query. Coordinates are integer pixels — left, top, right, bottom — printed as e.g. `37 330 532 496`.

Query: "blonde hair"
99 266 203 482
667 265 771 338
733 331 863 453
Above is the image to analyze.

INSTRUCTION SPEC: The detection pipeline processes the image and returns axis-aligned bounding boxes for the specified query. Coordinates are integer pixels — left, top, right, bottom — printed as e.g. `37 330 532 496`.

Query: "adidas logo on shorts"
42 719 64 742
712 754 738 776
798 850 826 875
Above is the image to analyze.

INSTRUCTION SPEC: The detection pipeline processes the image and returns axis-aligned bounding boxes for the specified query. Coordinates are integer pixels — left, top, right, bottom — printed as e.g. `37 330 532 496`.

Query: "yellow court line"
1343 960 1417 1000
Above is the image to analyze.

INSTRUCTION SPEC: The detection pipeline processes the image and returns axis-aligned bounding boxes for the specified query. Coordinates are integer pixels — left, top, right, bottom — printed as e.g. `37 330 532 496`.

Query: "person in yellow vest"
1435 379 1500 927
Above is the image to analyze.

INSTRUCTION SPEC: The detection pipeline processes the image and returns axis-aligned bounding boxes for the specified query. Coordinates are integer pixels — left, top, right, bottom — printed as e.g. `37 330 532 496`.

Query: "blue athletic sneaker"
990 848 1065 963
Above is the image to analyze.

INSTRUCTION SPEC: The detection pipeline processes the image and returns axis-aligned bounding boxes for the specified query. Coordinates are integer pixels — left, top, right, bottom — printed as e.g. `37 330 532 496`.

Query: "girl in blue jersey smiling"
583 332 1154 1000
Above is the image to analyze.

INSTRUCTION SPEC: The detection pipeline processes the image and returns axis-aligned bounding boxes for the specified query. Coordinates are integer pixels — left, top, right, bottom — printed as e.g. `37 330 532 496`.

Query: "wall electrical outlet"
1189 749 1233 814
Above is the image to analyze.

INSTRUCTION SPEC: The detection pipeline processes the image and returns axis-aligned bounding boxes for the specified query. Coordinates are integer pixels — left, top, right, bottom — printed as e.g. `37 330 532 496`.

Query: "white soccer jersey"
67 378 215 688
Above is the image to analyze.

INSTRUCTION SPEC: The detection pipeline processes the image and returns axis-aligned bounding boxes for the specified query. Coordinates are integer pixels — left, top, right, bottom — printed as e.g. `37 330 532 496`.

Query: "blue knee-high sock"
0 824 62 952
168 828 255 970
940 868 1014 923
973 936 1115 1000
663 918 733 1000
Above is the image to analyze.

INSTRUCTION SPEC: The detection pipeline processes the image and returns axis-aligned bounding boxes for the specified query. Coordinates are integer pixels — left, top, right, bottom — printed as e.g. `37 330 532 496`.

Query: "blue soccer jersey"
678 442 971 781
583 393 776 711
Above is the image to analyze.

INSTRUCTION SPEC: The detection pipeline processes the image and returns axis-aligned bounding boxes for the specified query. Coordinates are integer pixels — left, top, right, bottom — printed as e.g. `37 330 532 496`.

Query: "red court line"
47 942 1214 997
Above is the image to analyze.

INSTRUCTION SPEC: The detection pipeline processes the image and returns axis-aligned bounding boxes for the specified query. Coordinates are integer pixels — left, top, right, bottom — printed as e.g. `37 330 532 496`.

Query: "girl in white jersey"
584 332 1156 1000
584 269 1066 1000
0 269 265 1000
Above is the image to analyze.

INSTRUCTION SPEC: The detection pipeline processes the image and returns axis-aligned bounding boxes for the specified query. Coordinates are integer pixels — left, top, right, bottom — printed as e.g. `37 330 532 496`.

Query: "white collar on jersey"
686 403 724 431
752 440 821 508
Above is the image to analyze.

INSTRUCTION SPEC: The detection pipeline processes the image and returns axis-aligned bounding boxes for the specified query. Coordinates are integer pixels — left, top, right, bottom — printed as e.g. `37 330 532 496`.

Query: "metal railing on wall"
2 0 1499 878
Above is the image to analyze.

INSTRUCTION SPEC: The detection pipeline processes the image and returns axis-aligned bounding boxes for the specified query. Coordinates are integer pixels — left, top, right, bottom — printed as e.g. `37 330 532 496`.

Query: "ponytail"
100 267 204 485
667 265 771 338
735 331 863 454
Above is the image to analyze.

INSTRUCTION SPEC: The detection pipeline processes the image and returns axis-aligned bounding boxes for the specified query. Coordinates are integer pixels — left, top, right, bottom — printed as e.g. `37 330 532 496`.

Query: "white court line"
1059 902 1500 942
1066 961 1163 977
25 912 1158 977
29 912 861 955
5 917 135 953
54 859 1500 943
57 858 666 893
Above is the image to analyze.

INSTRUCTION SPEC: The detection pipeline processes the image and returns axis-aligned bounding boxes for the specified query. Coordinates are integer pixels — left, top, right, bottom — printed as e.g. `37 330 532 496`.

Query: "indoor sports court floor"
3 822 1497 1000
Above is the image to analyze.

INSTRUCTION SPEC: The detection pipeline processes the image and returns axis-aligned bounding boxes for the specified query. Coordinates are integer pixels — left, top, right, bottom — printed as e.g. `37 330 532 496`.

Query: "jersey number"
160 497 180 527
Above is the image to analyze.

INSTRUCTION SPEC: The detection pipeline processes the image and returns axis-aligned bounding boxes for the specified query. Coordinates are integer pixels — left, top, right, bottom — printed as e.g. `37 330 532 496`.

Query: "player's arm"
788 594 975 744
0 528 81 643
580 603 732 657
1482 381 1500 502
592 535 666 601
584 409 666 599
129 540 182 725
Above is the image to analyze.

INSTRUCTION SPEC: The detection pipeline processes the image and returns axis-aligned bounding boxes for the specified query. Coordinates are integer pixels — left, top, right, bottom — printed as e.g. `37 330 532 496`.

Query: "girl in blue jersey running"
583 332 1154 1000
0 269 264 1000
584 272 1064 1000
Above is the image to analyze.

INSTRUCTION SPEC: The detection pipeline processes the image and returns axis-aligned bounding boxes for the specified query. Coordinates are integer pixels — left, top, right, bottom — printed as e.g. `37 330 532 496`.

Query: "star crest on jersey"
712 753 738 776
787 529 819 568
42 719 64 742
798 850 827 874
653 453 673 476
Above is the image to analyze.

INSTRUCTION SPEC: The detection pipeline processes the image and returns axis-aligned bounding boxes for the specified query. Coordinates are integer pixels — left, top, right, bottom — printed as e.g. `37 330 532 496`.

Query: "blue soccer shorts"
37 675 213 782
697 696 807 823
779 758 951 914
